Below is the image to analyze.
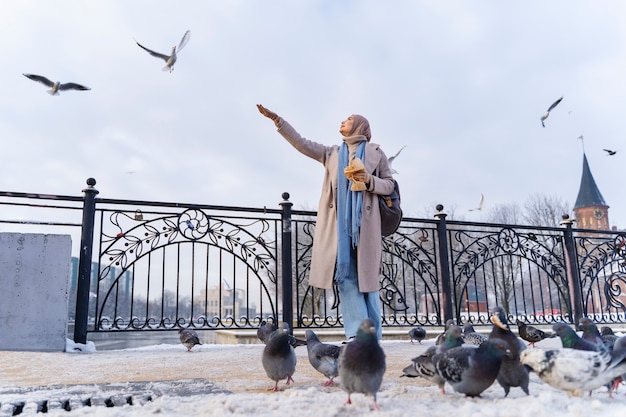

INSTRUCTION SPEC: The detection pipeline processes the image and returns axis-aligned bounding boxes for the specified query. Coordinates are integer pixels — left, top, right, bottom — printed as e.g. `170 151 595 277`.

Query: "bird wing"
434 347 473 383
178 30 191 52
312 342 341 359
59 82 90 91
469 193 484 211
136 41 170 60
388 145 406 164
546 96 563 112
23 73 54 87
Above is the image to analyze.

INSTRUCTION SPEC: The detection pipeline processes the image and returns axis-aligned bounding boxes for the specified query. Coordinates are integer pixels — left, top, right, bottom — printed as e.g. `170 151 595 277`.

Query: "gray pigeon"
516 319 552 347
338 318 386 410
305 329 341 386
135 30 191 73
257 320 277 344
601 326 619 347
262 322 297 391
463 322 487 346
520 344 626 397
408 326 426 344
432 338 512 397
178 328 201 352
435 319 455 345
281 322 307 348
402 324 464 394
23 73 90 95
552 323 599 352
489 306 530 396
578 317 611 351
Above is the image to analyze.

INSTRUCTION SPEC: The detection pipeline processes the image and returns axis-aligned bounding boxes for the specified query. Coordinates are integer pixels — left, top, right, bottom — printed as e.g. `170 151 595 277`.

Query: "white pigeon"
388 146 406 174
520 346 626 396
135 30 191 72
23 73 90 95
540 96 563 127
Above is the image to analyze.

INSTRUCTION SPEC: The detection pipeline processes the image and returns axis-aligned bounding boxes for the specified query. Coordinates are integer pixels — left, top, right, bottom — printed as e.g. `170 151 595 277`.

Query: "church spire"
573 153 609 230
574 153 606 208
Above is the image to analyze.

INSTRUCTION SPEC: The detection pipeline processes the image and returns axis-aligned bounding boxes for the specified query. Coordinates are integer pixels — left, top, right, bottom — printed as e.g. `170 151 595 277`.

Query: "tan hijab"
348 114 371 141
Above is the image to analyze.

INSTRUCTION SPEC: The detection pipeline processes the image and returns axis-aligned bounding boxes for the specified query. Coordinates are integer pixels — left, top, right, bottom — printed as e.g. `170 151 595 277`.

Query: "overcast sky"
1 0 625 229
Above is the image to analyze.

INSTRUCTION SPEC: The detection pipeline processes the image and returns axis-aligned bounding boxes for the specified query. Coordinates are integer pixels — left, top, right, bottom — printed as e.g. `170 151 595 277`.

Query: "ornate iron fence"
2 179 626 345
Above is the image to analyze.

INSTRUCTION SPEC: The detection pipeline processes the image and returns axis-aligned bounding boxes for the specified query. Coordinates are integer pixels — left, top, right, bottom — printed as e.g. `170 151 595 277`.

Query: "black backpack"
379 179 402 236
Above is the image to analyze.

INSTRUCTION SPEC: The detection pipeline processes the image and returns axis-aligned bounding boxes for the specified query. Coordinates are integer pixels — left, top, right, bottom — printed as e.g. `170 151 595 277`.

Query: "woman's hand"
257 104 279 123
352 171 371 184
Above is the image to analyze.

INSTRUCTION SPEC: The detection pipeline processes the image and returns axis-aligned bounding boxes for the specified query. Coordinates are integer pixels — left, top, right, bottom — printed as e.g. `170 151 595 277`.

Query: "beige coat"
277 119 395 293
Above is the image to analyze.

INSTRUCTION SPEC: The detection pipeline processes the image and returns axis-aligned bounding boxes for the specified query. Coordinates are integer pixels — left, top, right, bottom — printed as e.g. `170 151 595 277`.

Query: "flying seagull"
540 96 563 127
603 149 617 156
388 145 406 174
468 193 484 211
135 30 191 73
23 73 90 95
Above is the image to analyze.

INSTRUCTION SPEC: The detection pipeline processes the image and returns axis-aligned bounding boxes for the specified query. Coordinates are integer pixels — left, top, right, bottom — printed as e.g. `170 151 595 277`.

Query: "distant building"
194 287 255 319
573 153 610 230
68 257 132 320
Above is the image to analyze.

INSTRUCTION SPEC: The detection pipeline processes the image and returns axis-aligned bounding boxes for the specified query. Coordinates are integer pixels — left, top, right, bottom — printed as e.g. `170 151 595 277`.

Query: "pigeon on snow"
552 323 599 352
402 324 464 394
516 319 552 347
23 73 90 95
462 322 487 346
178 328 201 352
135 30 191 73
408 325 426 344
540 96 563 127
578 317 611 351
305 329 341 386
257 320 306 348
281 322 307 348
338 318 386 410
432 338 512 397
435 319 455 345
257 320 277 344
520 345 626 397
489 306 530 396
600 326 619 347
262 322 297 392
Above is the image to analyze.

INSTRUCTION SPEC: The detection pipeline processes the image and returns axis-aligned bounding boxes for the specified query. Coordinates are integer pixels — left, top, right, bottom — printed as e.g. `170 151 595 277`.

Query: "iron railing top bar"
0 200 84 211
0 219 82 227
94 197 283 215
0 191 83 202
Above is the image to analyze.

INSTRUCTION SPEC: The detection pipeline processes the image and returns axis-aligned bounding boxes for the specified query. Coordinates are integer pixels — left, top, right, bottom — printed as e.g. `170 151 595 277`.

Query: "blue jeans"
337 249 382 339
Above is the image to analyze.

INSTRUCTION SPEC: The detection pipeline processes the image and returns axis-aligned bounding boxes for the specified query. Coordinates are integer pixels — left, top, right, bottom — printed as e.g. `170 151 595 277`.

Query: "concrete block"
0 233 72 351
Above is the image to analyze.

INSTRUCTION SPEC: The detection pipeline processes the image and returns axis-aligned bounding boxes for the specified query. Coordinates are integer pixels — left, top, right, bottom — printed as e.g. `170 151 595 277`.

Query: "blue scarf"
334 141 365 284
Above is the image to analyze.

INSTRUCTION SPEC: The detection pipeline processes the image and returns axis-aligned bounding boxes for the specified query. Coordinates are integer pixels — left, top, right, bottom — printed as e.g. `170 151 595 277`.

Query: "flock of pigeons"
403 307 626 398
175 308 625 410
22 30 191 94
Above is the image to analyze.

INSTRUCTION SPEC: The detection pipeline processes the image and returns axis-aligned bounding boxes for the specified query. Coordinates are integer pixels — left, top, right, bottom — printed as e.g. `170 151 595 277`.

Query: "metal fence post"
561 215 584 325
434 204 454 324
280 192 294 332
73 178 99 344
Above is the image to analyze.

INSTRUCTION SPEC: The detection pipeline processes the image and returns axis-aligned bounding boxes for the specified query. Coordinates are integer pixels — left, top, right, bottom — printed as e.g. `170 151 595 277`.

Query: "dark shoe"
342 336 355 345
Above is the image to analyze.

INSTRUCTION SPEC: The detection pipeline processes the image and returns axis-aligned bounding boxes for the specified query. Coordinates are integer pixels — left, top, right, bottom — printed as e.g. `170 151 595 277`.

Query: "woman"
257 104 395 340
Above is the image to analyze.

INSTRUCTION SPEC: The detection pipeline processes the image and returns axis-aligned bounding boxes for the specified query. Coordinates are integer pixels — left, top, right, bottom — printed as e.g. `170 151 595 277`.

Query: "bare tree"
523 193 570 227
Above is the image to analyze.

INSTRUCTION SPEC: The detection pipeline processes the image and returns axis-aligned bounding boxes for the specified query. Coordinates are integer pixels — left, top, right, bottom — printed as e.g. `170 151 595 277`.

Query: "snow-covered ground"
1 335 625 416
